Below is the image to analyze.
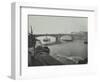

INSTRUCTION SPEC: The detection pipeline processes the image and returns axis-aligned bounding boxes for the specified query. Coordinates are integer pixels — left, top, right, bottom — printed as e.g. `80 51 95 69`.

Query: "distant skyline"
28 15 88 34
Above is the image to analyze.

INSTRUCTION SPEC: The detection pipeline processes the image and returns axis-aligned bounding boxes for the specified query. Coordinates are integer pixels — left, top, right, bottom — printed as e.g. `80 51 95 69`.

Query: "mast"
30 25 33 34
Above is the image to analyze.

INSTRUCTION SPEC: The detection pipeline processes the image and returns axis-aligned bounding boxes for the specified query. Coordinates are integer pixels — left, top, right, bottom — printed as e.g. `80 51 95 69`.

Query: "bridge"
29 27 73 43
31 34 73 43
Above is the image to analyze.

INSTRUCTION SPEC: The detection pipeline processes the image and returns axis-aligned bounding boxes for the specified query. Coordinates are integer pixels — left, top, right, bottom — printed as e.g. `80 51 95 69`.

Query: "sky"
28 15 88 34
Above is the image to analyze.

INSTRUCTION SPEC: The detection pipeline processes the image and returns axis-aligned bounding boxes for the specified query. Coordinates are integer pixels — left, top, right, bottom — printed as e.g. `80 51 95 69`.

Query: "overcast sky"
28 15 88 34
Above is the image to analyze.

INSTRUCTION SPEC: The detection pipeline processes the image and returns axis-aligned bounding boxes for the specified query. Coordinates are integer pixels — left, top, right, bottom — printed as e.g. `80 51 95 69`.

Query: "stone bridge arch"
34 34 73 44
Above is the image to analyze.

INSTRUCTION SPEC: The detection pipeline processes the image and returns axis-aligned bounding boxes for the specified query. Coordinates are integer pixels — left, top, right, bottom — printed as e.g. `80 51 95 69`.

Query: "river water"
48 40 87 64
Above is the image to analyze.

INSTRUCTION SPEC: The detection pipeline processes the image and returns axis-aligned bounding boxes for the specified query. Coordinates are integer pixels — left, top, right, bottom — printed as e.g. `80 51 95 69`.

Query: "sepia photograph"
28 15 88 66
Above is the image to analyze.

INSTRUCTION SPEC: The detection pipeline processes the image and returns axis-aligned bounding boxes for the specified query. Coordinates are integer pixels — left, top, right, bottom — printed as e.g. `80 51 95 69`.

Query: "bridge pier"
55 35 61 43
